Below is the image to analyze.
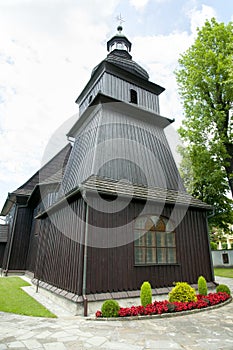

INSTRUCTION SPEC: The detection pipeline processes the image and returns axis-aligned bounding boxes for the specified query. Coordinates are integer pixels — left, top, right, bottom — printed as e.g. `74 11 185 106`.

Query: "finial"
117 25 123 34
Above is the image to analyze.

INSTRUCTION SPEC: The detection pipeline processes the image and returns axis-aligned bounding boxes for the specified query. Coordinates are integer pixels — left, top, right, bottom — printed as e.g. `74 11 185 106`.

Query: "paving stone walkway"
0 277 233 349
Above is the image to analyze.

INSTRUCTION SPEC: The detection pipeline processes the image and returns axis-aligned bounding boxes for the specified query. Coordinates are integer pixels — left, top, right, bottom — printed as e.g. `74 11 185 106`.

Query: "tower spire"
107 23 132 58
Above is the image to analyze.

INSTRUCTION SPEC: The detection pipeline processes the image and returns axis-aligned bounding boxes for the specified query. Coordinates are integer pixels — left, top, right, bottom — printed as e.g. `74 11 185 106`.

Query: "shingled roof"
37 174 212 220
82 175 212 210
1 144 72 216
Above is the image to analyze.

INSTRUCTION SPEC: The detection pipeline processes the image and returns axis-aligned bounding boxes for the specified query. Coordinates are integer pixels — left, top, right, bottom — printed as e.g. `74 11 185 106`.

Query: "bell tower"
61 27 184 195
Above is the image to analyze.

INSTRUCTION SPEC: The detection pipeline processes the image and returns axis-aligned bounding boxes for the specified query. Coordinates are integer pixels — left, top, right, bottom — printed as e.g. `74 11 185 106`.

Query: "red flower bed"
95 292 230 318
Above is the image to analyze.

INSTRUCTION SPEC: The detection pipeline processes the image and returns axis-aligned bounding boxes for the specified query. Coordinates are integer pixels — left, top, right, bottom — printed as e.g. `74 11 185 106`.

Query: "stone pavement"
0 277 233 350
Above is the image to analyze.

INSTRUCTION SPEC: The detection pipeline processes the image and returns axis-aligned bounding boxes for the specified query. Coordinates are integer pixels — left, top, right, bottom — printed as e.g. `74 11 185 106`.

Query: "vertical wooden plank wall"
34 196 212 296
85 200 213 294
6 207 33 270
35 198 85 295
79 72 160 116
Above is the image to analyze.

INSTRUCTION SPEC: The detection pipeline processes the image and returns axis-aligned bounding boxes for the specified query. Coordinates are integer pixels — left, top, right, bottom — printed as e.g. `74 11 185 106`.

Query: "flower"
95 310 102 317
95 292 230 318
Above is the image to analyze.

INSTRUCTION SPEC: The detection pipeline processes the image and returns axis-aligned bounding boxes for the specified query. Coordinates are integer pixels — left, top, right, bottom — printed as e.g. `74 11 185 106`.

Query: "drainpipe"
4 205 18 276
82 198 89 317
207 209 215 283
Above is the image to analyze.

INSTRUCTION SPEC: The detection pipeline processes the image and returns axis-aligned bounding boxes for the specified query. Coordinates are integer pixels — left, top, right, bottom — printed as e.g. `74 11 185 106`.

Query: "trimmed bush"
169 282 197 302
140 281 152 307
101 299 120 317
198 276 208 296
216 284 231 296
222 242 228 250
210 242 217 250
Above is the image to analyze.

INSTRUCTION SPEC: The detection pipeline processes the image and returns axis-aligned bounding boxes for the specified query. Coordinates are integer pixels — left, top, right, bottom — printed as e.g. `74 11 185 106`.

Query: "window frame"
130 89 138 104
134 214 177 266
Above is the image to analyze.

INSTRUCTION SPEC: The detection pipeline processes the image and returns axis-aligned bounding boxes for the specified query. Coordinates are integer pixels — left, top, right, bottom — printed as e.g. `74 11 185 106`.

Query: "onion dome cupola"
107 25 132 59
91 25 150 82
105 25 149 80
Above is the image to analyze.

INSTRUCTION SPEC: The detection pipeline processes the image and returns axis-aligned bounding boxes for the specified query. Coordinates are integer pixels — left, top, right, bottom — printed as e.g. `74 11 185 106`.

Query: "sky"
0 0 233 215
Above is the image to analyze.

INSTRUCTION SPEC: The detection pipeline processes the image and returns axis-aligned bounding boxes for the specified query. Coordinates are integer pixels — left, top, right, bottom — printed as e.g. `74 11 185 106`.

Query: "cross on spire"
116 13 125 26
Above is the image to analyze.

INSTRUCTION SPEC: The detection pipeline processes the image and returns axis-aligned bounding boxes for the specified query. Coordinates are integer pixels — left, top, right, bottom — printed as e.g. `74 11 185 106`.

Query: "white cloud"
129 0 150 10
187 4 217 35
130 3 217 125
0 0 120 210
132 30 191 124
130 0 171 10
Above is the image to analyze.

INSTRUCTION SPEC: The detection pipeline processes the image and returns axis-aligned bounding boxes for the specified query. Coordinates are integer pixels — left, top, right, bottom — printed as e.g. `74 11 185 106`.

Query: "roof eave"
0 192 29 216
68 92 174 138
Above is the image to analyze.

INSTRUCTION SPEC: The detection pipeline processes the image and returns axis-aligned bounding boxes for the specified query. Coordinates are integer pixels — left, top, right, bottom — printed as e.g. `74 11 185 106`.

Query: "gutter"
35 186 82 219
206 207 216 282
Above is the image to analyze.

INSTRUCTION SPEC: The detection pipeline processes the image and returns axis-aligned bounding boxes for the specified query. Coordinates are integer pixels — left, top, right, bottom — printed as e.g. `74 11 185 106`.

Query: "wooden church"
0 26 214 313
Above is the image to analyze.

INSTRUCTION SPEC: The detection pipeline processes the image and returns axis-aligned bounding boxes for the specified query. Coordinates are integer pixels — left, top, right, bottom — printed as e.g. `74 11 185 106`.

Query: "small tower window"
130 89 138 104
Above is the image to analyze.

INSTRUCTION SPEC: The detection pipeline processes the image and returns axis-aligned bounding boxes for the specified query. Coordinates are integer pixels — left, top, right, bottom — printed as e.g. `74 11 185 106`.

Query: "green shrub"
222 242 228 250
210 242 217 250
168 282 197 302
198 276 208 296
101 300 120 317
140 281 152 307
216 284 231 296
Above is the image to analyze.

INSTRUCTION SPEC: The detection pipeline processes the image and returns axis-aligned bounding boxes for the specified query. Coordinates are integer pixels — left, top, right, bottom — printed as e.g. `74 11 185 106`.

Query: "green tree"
176 18 233 230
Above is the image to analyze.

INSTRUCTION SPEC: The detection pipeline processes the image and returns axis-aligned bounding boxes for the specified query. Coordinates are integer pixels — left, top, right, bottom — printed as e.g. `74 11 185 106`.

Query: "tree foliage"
176 18 233 230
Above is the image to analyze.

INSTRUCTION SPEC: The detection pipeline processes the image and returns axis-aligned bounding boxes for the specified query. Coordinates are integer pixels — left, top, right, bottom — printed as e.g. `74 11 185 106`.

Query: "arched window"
134 215 176 265
130 89 138 104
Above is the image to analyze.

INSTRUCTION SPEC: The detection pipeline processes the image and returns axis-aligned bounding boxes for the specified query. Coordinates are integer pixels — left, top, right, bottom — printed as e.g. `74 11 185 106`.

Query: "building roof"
68 92 174 138
92 53 150 81
82 175 213 210
0 144 72 216
36 175 212 219
102 25 149 80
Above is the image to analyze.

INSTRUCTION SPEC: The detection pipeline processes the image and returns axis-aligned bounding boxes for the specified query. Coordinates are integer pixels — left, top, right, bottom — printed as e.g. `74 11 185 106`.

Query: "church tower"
33 26 213 303
61 26 184 195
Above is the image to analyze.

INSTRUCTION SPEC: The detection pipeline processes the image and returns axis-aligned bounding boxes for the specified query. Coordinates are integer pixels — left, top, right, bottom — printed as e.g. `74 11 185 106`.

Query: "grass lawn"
0 277 56 318
214 268 233 278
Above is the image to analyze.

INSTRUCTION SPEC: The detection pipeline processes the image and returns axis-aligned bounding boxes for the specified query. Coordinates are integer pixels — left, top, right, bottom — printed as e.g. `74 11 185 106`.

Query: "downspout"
207 208 216 283
4 205 18 276
82 197 89 317
81 109 101 317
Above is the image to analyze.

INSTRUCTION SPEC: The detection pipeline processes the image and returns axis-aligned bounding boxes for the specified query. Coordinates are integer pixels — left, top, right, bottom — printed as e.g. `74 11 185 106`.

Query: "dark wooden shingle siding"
34 198 85 295
0 244 6 267
0 225 8 242
61 108 184 195
85 201 212 294
26 205 42 272
3 207 33 270
36 196 212 295
79 72 160 116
